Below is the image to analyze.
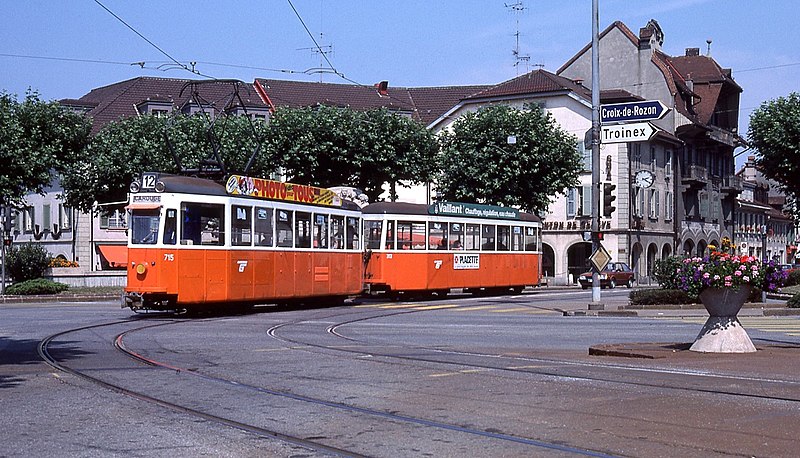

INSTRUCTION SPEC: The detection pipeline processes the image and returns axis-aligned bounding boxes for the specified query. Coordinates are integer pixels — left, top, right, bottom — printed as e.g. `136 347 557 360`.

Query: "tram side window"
346 217 360 250
481 224 496 251
525 226 538 251
397 221 426 250
365 220 383 249
331 215 345 249
181 203 225 246
276 210 293 247
428 222 447 250
449 222 464 249
511 226 524 251
254 207 273 247
231 205 252 246
464 223 480 251
162 208 177 245
385 220 394 249
295 212 312 248
131 209 160 245
497 226 511 251
314 213 329 249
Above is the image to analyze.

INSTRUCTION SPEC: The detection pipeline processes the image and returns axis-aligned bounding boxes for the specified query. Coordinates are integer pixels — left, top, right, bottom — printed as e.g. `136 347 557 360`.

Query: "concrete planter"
690 286 756 353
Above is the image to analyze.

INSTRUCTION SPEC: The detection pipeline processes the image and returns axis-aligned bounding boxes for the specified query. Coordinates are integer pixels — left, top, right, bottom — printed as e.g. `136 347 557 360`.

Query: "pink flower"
703 272 710 279
743 276 750 282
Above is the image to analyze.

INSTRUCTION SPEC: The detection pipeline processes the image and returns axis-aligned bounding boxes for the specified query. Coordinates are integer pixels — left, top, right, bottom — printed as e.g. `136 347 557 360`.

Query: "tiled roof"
406 85 491 125
465 69 591 101
254 78 416 112
71 77 269 134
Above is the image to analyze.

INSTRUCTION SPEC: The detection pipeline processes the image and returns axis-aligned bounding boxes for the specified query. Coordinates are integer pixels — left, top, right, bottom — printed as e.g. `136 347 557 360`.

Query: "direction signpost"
601 122 657 144
600 100 669 123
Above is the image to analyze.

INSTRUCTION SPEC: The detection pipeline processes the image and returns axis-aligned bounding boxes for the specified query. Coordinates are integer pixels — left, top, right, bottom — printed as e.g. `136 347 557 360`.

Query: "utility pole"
590 0 602 305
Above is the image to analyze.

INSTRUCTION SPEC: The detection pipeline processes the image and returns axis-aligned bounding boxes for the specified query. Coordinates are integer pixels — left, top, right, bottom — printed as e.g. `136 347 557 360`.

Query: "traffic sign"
589 244 611 273
600 122 656 144
600 100 670 123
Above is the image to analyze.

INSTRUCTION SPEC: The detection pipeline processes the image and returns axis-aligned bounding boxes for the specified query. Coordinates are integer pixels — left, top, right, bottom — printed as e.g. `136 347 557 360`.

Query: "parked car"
578 262 635 289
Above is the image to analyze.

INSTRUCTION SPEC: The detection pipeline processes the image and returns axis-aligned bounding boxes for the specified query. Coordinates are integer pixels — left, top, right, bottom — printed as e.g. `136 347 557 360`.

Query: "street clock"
634 170 655 188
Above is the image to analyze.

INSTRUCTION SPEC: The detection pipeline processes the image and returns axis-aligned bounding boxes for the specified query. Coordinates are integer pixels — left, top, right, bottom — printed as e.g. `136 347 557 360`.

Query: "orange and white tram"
362 201 542 298
123 172 364 311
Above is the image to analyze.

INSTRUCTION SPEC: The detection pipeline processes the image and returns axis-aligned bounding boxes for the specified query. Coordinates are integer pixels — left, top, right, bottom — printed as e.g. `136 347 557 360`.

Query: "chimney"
685 47 700 57
374 81 389 97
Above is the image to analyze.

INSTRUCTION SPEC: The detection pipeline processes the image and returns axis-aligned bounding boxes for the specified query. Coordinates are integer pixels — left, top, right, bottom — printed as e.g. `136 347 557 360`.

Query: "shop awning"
98 245 128 268
125 202 161 210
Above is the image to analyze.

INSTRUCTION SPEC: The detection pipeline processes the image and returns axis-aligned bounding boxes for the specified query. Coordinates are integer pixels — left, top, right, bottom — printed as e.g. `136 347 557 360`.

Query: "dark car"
578 262 635 289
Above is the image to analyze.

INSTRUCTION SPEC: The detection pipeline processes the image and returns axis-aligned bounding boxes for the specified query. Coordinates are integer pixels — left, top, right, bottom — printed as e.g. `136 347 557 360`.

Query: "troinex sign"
601 122 656 144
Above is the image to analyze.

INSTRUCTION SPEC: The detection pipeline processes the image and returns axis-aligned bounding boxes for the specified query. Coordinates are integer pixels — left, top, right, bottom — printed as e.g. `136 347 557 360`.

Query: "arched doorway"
631 242 643 282
661 243 672 260
566 242 592 284
542 243 555 278
683 239 694 256
646 243 658 283
697 240 707 257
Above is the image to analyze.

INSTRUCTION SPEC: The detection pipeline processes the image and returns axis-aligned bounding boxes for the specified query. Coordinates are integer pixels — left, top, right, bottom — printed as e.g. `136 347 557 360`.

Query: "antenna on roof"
706 39 712 56
505 1 531 75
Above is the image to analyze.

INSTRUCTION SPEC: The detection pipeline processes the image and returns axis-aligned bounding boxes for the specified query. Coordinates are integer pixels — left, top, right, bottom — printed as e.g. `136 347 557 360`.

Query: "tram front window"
131 210 160 245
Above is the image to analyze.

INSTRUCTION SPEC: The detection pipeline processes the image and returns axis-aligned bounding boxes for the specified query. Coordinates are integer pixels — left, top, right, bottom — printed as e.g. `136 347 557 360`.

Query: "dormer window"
136 98 173 116
181 100 214 118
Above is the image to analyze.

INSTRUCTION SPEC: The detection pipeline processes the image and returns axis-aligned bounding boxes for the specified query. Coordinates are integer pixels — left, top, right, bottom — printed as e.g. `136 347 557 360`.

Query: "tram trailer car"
362 201 542 298
124 172 364 311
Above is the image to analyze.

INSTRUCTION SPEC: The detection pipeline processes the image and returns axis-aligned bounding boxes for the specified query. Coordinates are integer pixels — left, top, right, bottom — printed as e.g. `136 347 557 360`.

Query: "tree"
61 113 271 212
0 91 91 207
749 92 800 217
266 106 439 202
436 104 582 214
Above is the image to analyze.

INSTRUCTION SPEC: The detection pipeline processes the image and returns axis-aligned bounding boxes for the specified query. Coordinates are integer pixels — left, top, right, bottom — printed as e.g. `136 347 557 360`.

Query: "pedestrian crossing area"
656 316 800 337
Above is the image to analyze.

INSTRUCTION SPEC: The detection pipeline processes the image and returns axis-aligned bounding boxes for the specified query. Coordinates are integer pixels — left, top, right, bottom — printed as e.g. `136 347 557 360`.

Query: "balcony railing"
721 175 744 194
681 165 707 186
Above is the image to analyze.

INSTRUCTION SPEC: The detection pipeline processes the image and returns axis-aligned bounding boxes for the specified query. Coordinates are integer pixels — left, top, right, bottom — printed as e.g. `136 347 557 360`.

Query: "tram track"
267 297 800 405
38 312 616 457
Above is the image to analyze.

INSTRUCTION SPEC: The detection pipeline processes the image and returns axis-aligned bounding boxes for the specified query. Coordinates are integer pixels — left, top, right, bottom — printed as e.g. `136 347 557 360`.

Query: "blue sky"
2 1 798 168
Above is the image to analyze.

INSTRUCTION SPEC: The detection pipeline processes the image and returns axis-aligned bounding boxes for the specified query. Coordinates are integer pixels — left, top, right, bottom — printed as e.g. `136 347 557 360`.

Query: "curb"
0 294 120 304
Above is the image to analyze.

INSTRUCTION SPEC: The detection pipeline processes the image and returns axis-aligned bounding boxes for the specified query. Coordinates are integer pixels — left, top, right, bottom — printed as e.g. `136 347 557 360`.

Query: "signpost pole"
590 0 601 305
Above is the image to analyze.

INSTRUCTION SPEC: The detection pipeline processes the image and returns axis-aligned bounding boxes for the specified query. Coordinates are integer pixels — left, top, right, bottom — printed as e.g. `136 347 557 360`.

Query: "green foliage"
749 92 800 218
266 106 439 202
629 289 695 305
0 91 91 206
61 114 271 211
5 278 69 296
784 269 800 287
5 243 52 282
788 292 800 308
652 256 684 290
436 104 581 214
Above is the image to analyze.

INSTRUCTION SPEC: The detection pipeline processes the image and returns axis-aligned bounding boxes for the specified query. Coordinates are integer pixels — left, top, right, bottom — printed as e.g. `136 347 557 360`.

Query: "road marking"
452 305 500 312
490 307 531 313
429 368 489 378
411 304 460 311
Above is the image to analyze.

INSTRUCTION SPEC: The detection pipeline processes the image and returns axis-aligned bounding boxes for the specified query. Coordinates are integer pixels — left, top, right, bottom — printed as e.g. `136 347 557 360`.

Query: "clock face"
635 170 655 188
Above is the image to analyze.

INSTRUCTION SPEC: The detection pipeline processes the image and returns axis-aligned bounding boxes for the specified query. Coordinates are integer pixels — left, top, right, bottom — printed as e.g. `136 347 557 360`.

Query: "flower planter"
690 286 756 353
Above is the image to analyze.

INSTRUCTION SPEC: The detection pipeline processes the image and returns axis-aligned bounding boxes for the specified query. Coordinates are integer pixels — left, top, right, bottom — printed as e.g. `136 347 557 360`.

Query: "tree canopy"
0 91 91 207
749 92 800 217
436 104 582 214
266 106 439 202
61 113 270 212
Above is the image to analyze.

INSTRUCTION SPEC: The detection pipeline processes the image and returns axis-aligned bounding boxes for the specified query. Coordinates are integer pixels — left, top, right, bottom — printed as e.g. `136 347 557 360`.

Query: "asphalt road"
3 290 800 457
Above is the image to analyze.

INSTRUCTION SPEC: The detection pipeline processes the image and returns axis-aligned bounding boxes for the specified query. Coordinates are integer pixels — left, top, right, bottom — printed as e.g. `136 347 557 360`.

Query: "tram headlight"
129 180 141 193
155 181 166 192
135 263 147 275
